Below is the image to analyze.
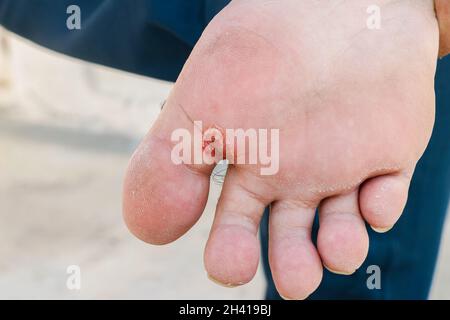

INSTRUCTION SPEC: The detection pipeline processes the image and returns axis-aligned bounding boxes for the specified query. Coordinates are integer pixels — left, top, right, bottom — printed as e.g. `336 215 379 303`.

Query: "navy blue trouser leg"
261 57 450 300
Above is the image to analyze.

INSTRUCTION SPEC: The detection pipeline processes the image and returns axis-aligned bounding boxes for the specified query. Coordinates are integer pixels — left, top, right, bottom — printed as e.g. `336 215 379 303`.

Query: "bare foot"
123 0 439 299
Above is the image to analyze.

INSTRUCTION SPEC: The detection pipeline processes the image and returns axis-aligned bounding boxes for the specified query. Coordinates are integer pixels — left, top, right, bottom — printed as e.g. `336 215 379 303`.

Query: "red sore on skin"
203 136 216 157
202 125 227 160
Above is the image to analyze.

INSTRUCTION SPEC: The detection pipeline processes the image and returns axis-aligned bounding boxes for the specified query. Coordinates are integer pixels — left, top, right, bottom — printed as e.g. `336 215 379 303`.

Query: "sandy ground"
0 30 449 299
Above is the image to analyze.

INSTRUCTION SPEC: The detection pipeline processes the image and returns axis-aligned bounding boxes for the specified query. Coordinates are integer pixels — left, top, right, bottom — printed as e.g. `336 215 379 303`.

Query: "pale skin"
123 0 443 299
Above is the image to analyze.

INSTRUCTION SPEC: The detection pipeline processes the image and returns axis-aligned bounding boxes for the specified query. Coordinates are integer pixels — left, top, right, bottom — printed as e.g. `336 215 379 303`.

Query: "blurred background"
0 27 449 299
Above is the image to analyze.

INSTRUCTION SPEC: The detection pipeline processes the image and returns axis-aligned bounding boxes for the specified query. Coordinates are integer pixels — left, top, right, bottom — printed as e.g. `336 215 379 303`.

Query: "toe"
359 171 412 232
268 200 323 300
318 190 369 275
204 168 269 286
122 98 214 245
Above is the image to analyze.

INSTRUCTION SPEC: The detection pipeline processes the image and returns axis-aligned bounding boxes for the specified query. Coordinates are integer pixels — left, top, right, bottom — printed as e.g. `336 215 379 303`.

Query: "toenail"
370 225 393 233
207 274 238 288
323 264 355 276
280 294 309 301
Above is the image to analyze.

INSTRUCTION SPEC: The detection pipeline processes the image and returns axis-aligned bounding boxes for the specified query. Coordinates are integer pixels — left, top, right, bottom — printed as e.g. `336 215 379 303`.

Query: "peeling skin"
309 165 402 197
